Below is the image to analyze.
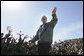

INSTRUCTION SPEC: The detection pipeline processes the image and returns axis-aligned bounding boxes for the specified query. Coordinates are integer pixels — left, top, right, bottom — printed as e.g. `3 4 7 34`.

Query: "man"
29 7 58 55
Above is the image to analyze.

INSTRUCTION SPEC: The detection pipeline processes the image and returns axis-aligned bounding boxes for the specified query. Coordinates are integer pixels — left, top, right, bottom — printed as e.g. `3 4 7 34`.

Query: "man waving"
29 7 58 55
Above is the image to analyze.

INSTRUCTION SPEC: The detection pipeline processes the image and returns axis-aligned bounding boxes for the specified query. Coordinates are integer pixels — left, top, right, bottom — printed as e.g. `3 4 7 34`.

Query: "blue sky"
1 1 83 43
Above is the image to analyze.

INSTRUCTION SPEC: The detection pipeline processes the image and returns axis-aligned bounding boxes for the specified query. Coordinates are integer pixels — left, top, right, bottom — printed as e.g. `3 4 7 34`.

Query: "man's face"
41 16 47 24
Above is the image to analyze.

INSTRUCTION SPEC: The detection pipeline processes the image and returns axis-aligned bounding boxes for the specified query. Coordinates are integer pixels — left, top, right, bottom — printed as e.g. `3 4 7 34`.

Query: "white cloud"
53 21 83 43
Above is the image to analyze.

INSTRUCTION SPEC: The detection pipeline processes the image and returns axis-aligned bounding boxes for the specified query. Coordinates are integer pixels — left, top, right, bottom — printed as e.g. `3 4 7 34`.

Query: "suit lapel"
43 24 46 31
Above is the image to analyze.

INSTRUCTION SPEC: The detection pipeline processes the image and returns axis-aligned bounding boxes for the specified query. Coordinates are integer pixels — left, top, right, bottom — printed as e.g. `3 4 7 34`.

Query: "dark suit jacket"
31 14 58 44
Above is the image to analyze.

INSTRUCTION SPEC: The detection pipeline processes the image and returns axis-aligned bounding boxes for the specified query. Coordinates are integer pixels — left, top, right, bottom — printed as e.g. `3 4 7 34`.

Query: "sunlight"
1 1 22 10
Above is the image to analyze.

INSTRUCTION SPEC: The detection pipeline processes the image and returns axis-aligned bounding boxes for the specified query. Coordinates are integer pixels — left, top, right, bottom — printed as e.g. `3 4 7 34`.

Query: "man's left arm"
49 7 58 28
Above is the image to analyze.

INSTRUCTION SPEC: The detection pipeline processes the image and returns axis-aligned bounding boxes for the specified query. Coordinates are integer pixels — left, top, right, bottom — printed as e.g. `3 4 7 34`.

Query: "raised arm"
49 7 58 28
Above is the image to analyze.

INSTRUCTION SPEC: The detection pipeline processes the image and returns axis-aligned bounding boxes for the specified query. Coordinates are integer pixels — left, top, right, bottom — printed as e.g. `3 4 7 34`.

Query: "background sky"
1 1 83 43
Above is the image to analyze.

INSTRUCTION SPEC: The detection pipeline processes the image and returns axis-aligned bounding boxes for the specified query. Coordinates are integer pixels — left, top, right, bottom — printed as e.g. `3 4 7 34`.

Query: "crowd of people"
50 38 83 55
1 30 38 55
1 26 83 55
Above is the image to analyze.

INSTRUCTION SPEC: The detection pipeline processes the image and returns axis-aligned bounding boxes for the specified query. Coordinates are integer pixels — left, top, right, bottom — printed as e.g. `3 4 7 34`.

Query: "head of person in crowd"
1 38 6 44
1 33 4 38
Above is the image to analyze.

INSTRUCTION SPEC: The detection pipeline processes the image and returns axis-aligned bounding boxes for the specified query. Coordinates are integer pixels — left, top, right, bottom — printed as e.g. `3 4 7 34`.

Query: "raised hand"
52 7 57 14
7 26 13 34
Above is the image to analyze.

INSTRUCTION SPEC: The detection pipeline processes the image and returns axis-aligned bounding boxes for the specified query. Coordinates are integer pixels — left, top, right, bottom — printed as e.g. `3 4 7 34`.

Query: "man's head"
41 16 47 24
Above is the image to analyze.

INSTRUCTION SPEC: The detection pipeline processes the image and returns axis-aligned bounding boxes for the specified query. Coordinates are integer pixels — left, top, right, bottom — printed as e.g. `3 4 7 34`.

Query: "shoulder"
40 24 42 27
